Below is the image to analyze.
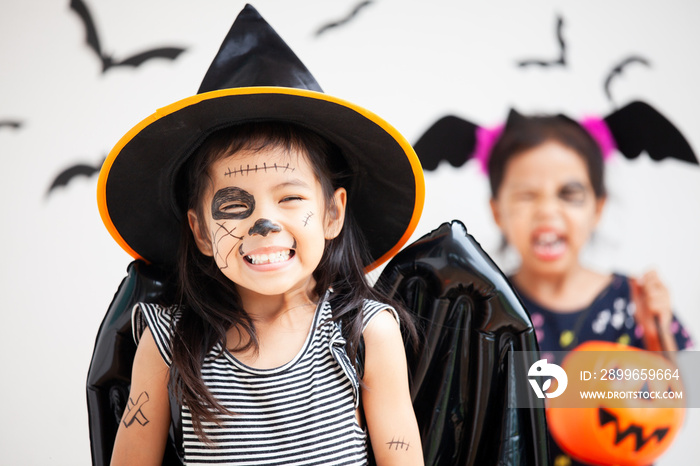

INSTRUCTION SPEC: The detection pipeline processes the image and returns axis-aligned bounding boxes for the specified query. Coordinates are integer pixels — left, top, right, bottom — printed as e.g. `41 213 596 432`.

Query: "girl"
487 110 693 465
99 6 424 466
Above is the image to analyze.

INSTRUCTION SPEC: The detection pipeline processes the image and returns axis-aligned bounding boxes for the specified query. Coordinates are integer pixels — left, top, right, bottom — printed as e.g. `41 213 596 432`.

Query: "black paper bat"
69 0 186 73
603 55 651 104
0 120 22 130
517 15 566 67
47 157 105 196
414 101 698 171
315 1 373 36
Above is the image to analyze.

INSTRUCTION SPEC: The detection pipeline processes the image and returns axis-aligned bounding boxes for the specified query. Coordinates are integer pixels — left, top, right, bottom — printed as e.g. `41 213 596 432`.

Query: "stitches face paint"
193 145 340 300
491 140 604 278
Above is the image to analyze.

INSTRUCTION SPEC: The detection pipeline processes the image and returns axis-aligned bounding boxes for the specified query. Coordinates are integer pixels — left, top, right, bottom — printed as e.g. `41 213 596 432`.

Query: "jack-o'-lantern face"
546 341 685 466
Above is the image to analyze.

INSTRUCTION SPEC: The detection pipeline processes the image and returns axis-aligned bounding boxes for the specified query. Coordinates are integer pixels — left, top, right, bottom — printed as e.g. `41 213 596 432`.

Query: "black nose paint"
248 218 282 237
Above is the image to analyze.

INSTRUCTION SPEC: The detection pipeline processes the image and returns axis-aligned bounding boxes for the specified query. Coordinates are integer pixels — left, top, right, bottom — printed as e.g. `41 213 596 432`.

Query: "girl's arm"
361 310 424 466
630 271 678 352
111 327 172 466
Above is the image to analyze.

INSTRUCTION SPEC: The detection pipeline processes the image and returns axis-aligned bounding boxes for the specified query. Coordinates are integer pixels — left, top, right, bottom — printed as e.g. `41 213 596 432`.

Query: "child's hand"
630 271 676 351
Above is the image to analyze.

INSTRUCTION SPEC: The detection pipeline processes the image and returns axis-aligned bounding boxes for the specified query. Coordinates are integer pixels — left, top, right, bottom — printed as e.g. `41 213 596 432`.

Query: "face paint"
248 218 282 237
303 211 314 227
212 187 255 220
212 222 244 269
558 181 587 206
197 146 333 298
224 162 296 177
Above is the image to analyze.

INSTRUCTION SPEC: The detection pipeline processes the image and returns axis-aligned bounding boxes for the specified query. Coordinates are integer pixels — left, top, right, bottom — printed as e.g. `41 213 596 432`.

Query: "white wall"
1 1 698 464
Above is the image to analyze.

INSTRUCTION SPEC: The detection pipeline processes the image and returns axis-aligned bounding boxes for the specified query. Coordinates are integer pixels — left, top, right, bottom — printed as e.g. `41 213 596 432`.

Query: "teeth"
533 232 565 257
535 231 559 245
246 250 291 265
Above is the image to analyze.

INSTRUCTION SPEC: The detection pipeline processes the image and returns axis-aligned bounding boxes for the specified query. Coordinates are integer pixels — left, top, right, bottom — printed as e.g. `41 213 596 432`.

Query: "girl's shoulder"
360 299 399 330
132 302 183 366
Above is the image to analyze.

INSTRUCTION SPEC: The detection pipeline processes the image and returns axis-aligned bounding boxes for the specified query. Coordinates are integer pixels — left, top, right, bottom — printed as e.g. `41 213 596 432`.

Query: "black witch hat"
98 4 424 270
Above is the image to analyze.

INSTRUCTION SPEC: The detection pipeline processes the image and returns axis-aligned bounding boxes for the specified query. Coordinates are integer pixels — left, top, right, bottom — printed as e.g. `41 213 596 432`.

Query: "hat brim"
98 87 424 271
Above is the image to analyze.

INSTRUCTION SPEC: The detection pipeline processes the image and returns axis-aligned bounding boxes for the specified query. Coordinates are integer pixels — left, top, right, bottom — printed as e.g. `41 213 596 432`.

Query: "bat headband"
415 101 698 173
97 4 424 270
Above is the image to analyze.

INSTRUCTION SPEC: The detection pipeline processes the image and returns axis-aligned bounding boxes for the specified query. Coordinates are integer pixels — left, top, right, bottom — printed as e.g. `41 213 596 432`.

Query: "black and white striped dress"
132 294 396 465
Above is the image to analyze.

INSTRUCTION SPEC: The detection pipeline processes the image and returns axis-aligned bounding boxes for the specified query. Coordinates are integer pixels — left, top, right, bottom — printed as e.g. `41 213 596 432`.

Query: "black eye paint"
212 187 255 220
559 181 587 205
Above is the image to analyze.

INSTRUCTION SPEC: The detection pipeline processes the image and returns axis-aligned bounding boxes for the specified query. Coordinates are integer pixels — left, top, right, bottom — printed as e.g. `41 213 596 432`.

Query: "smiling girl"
101 6 424 465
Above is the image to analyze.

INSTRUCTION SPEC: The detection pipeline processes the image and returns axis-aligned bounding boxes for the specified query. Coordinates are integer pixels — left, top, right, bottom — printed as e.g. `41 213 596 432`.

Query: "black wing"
0 120 22 130
69 0 103 59
46 160 103 196
413 116 479 171
376 220 549 465
114 47 187 68
605 101 698 164
315 1 373 36
86 261 183 466
603 56 651 103
517 15 566 67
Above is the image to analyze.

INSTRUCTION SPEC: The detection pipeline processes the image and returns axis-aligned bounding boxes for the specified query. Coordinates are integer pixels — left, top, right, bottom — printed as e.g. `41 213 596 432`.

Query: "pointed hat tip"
197 3 323 94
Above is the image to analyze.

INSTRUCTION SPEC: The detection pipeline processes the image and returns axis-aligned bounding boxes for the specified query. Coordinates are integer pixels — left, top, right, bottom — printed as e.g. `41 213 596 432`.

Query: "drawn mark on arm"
386 436 410 451
123 391 150 427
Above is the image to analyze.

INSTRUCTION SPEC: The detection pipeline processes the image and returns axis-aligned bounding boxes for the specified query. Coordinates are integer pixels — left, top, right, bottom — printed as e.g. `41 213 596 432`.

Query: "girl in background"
487 112 693 355
487 111 693 465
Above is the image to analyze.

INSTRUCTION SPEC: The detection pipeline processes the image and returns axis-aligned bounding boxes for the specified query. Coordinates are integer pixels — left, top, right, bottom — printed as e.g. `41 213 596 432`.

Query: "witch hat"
97 4 424 270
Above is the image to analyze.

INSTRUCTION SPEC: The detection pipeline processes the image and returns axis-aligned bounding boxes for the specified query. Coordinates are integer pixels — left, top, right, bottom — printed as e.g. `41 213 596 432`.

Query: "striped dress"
132 294 396 465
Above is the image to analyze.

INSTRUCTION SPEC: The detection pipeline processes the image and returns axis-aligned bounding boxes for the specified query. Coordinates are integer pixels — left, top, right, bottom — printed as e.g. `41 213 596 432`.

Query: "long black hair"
171 122 416 439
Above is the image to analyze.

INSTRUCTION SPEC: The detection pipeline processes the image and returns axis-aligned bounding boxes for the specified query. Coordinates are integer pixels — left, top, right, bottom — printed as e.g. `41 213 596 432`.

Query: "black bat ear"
413 115 479 171
604 101 698 165
504 108 528 130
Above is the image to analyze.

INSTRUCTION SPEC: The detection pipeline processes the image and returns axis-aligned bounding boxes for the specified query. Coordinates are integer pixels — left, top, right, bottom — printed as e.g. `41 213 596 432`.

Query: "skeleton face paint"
192 145 344 300
248 218 282 236
212 187 255 220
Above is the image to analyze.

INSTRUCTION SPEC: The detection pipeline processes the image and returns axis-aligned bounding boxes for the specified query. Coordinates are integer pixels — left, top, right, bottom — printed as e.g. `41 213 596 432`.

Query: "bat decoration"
603 55 652 105
47 157 105 197
69 0 186 73
0 120 23 130
413 100 698 172
517 15 566 68
413 115 479 171
315 1 373 36
604 100 697 164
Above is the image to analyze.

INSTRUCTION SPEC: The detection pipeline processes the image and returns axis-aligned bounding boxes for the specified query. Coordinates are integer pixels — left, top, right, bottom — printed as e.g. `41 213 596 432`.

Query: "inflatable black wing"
87 222 548 465
86 261 184 466
376 220 549 466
